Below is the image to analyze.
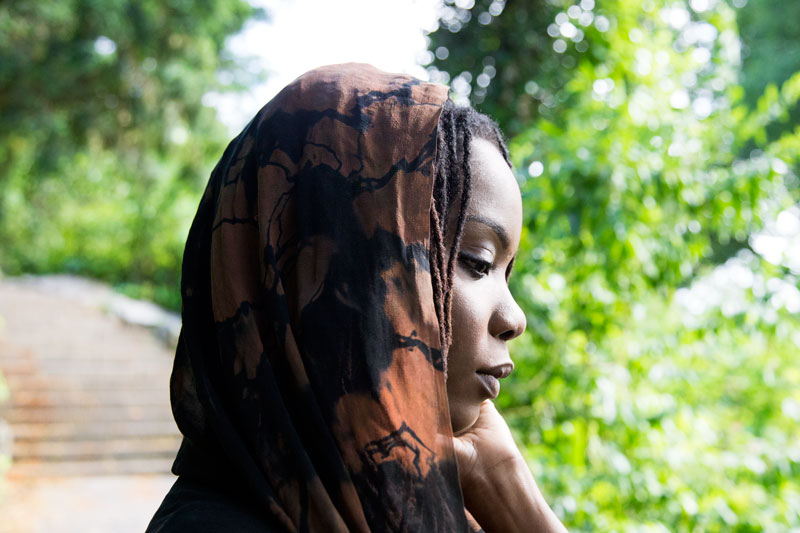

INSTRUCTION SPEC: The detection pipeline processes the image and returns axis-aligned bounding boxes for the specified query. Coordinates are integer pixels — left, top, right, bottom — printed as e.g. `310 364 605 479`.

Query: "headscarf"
168 63 474 531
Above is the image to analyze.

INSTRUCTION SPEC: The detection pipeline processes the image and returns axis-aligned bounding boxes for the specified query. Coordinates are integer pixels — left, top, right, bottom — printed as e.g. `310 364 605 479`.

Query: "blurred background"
1 0 799 531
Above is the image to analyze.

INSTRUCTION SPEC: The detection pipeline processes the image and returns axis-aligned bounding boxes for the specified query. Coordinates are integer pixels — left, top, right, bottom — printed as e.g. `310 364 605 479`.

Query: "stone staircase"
0 277 182 531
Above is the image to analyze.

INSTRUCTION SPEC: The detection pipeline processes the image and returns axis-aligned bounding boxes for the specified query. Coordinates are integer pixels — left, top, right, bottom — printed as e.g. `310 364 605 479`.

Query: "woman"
148 63 565 532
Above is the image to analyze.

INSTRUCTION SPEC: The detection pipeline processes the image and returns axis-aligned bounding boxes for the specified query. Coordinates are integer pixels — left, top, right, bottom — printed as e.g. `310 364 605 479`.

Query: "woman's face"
446 138 526 435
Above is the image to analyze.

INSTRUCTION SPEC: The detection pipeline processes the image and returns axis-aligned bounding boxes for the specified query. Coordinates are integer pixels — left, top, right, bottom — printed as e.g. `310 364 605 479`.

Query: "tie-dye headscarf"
166 63 474 531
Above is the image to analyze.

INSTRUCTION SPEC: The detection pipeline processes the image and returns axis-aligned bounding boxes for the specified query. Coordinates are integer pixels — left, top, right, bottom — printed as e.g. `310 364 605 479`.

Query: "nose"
489 285 526 342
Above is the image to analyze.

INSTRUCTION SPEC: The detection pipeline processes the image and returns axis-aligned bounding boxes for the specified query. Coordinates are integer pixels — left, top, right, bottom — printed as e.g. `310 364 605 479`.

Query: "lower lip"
476 372 500 399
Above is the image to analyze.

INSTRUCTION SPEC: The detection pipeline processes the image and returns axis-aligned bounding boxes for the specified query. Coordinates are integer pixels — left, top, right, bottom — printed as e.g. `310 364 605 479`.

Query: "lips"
476 372 500 398
476 362 514 399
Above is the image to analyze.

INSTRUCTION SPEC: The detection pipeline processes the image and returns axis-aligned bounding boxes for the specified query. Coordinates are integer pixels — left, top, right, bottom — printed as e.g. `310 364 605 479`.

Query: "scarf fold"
170 63 473 531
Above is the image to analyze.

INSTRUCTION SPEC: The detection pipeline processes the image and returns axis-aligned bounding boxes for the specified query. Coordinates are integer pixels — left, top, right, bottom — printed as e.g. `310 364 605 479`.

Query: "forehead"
465 139 522 232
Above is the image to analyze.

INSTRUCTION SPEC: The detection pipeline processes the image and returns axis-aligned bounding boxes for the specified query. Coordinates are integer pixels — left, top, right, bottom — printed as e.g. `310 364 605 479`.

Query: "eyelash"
458 253 493 279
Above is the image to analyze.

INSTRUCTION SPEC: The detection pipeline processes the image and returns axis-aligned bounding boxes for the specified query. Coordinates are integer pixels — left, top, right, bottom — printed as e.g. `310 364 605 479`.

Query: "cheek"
448 276 487 362
446 278 488 432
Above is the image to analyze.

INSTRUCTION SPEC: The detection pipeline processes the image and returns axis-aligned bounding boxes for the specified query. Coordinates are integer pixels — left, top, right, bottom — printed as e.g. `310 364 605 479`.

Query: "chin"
450 404 481 435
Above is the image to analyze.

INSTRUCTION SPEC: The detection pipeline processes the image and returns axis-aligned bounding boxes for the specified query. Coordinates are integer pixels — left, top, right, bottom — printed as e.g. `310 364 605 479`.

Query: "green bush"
0 0 260 310
431 0 800 529
1 0 799 528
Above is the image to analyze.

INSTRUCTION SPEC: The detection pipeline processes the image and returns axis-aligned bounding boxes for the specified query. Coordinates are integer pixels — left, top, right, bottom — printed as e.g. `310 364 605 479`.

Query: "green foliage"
737 0 800 106
0 0 260 309
428 0 558 136
1 0 798 526
431 0 800 530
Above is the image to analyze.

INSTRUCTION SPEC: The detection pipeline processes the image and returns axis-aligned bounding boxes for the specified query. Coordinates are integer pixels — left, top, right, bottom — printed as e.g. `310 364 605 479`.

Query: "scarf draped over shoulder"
169 63 473 531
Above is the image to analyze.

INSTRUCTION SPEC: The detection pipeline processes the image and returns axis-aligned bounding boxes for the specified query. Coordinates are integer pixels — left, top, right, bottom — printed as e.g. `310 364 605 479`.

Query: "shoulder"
146 477 278 533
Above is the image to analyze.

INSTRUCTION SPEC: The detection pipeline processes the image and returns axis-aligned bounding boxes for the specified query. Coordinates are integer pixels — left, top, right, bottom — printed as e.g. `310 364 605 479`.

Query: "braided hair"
429 100 511 365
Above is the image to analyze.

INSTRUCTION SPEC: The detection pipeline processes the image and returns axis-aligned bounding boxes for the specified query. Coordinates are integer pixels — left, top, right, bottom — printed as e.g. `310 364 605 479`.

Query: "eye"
505 255 517 281
458 252 493 279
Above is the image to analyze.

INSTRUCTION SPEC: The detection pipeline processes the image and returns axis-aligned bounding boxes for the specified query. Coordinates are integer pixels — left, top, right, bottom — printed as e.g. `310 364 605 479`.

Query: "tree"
427 0 559 136
737 0 800 143
430 0 800 530
0 0 260 308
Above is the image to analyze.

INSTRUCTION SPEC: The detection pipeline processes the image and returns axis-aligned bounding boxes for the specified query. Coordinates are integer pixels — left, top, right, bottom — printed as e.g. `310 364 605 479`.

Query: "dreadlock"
429 100 511 368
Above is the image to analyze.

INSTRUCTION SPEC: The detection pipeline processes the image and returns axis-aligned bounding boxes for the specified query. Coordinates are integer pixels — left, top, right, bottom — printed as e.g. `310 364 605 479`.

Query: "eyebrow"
466 214 510 250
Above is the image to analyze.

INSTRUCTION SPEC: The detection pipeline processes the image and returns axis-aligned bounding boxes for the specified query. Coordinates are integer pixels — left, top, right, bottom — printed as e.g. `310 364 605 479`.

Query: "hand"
452 399 525 490
453 400 568 533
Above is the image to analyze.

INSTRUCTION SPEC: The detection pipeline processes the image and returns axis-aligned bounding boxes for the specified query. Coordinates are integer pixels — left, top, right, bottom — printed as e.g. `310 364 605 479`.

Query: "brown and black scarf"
158 63 475 531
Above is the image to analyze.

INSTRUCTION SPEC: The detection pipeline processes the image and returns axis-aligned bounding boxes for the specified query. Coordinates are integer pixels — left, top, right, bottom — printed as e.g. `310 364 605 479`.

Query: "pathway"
0 276 183 532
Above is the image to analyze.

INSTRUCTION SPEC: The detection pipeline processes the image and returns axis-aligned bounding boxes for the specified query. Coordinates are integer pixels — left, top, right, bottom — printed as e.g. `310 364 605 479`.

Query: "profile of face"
446 138 526 435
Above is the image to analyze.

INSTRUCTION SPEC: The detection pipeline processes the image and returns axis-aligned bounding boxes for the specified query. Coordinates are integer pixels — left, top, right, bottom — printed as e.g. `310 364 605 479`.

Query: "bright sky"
207 0 442 133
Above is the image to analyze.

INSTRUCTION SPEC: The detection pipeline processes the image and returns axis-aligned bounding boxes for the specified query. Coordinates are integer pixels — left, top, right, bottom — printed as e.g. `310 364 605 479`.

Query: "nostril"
498 329 516 342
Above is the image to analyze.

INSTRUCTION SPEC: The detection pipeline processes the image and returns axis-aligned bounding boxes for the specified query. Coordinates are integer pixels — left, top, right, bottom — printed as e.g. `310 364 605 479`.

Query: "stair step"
8 389 170 409
12 436 181 461
2 359 170 375
1 405 175 424
3 375 167 391
7 457 176 478
0 363 37 376
9 420 180 441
